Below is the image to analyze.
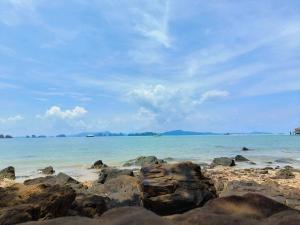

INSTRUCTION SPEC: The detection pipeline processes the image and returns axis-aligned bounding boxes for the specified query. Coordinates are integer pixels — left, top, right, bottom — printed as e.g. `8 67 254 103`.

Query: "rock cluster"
1 159 300 225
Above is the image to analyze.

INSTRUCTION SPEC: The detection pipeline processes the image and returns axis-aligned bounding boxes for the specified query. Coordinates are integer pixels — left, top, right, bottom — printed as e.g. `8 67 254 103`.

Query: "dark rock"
235 155 250 162
123 156 166 167
275 158 295 164
139 162 216 215
168 193 298 225
211 157 235 167
90 160 108 169
71 194 107 217
38 166 55 175
273 168 295 179
98 168 134 184
242 147 250 151
0 204 40 225
0 166 15 180
99 206 173 225
0 183 76 224
18 217 101 225
24 173 84 192
26 184 76 219
90 175 140 208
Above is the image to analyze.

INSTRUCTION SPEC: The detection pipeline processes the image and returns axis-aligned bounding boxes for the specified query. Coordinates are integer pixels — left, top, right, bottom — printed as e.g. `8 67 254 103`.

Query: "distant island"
0 134 13 138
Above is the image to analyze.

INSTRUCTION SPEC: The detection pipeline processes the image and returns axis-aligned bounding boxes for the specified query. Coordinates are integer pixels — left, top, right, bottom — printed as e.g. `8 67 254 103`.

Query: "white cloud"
40 106 87 120
0 115 24 123
199 90 229 103
133 0 171 47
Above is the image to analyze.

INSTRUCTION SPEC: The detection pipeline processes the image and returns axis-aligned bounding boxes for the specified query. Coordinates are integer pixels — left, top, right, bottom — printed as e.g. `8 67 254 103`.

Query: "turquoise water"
0 135 300 180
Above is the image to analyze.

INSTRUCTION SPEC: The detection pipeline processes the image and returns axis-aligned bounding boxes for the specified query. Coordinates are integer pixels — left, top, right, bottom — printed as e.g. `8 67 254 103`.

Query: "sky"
0 0 300 136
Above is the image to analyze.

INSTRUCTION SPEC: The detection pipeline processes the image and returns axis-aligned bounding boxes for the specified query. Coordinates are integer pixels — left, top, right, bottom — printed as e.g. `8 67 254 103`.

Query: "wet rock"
90 175 140 208
123 156 166 167
97 168 134 184
139 162 216 215
38 166 55 175
242 147 250 151
275 158 295 164
0 166 15 180
235 155 250 162
273 168 295 179
211 157 235 167
90 160 108 169
71 194 107 217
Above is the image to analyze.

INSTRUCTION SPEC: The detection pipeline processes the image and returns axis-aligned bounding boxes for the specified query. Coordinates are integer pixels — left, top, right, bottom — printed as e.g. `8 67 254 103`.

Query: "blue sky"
0 0 300 135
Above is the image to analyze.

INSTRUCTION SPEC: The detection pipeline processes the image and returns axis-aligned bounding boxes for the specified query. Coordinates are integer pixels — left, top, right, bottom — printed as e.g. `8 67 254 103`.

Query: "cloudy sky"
0 0 300 135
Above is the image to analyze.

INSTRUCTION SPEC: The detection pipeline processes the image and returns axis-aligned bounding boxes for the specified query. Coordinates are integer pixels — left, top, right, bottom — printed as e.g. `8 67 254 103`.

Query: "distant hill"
128 132 158 136
161 130 220 136
73 131 124 137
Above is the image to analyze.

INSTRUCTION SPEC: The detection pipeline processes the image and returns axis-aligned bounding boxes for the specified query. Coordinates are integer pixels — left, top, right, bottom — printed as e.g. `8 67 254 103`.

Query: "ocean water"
0 135 300 181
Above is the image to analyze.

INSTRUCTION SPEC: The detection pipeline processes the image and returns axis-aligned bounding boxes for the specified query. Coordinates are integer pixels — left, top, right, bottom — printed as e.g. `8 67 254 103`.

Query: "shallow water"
0 135 300 180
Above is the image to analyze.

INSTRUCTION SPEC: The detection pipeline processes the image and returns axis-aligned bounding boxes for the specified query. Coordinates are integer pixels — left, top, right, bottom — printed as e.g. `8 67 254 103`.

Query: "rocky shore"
1 156 300 224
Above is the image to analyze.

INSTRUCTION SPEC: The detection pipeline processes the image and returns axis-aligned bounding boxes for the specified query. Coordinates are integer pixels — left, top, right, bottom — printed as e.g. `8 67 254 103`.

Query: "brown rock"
139 162 216 215
0 166 15 180
90 175 140 208
71 193 107 217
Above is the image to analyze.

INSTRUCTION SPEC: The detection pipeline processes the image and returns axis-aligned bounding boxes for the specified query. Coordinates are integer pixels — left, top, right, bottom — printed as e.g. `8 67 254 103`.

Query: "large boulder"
0 183 76 224
211 157 235 167
24 172 84 192
38 166 55 175
0 204 40 225
0 166 15 180
97 168 134 184
90 175 140 208
139 162 216 215
168 193 300 225
123 156 166 167
90 160 108 169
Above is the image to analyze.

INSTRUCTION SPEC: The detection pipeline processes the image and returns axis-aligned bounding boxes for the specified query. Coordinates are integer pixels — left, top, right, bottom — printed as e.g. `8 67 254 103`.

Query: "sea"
0 135 300 181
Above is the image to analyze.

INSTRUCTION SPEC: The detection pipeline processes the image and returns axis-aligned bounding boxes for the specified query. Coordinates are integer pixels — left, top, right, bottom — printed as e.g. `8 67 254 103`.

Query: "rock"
98 168 134 184
275 158 295 164
168 193 299 225
90 175 140 208
0 183 76 224
123 156 166 167
242 147 250 151
99 206 173 225
0 204 40 225
24 172 84 192
38 166 55 175
235 155 250 162
0 166 15 180
139 162 216 215
18 217 101 225
274 168 295 179
211 157 235 167
26 184 76 219
71 194 107 217
90 160 108 169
